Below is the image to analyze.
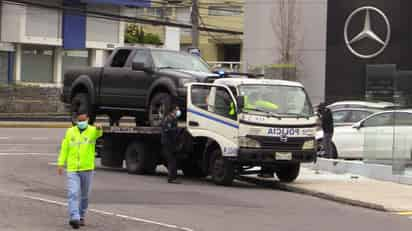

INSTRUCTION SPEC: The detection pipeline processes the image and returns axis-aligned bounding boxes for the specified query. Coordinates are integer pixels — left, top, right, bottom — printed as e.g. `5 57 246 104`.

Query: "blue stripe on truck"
187 109 239 129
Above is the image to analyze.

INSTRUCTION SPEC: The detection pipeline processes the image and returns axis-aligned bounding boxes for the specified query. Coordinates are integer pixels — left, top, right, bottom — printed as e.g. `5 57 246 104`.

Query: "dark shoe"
168 179 181 184
79 218 85 226
69 220 80 229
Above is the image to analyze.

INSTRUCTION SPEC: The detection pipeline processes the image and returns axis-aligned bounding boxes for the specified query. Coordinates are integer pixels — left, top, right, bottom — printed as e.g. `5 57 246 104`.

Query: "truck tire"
275 163 300 183
210 148 235 186
100 135 123 168
182 161 207 178
148 92 172 127
125 141 156 175
71 93 96 125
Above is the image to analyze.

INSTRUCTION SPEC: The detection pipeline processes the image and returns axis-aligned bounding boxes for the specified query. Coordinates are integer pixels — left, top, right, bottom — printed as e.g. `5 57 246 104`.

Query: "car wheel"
210 148 235 186
148 92 173 127
71 93 96 125
275 163 300 183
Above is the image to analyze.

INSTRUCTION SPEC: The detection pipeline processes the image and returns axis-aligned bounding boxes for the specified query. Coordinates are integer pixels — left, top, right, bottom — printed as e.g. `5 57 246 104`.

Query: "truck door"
100 49 138 107
187 83 239 156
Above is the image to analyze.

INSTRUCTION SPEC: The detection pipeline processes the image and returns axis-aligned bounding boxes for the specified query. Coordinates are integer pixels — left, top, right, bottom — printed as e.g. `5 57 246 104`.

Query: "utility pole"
191 0 199 48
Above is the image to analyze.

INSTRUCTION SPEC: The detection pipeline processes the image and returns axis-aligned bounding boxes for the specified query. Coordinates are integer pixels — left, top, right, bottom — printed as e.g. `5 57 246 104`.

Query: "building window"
26 6 61 38
208 6 242 16
62 50 89 77
87 5 120 43
147 7 173 17
21 46 54 83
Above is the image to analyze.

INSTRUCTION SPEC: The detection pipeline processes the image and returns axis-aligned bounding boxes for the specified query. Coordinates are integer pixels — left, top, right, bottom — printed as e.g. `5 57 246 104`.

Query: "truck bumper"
236 148 316 164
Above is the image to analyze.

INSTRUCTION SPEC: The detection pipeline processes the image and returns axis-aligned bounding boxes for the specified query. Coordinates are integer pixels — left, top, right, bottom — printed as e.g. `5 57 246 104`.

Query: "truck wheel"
100 135 123 168
210 148 235 186
182 161 207 178
125 141 156 174
148 92 172 127
275 163 300 183
71 93 96 125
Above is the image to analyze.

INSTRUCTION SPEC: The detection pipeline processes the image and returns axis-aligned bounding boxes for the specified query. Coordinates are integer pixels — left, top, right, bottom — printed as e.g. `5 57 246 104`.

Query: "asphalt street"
0 128 411 231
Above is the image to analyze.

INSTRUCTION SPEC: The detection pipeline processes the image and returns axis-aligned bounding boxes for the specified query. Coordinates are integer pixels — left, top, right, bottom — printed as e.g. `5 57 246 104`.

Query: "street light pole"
191 0 199 48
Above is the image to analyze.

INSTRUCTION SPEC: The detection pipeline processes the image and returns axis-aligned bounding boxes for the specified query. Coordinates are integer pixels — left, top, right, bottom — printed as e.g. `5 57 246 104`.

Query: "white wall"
243 0 328 105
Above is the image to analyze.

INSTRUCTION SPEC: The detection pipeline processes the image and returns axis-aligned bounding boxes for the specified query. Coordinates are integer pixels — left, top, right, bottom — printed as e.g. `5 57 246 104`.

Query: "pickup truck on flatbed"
61 47 218 126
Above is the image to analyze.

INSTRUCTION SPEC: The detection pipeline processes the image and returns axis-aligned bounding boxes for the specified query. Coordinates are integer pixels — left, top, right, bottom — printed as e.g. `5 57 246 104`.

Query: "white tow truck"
100 77 318 186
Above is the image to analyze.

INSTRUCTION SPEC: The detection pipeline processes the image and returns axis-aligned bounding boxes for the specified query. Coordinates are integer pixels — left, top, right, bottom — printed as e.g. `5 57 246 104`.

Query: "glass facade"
62 50 89 76
0 52 9 84
21 46 54 83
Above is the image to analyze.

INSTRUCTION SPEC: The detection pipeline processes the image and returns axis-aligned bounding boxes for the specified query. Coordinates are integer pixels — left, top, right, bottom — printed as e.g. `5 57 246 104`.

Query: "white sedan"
316 110 412 160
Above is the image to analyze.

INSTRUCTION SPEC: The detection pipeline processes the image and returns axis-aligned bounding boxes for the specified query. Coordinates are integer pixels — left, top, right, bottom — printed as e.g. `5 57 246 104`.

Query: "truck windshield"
239 85 314 117
151 50 210 73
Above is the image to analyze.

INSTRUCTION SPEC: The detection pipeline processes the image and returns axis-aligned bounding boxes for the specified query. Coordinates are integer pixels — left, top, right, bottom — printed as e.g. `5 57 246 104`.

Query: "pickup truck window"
111 49 132 67
133 50 152 67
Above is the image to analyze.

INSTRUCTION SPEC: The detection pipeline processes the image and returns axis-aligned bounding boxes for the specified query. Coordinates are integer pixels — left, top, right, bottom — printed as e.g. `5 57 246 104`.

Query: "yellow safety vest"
58 125 103 172
229 96 278 115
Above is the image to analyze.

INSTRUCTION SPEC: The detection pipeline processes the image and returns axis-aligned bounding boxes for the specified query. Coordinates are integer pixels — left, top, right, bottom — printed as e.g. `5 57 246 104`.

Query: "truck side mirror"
132 62 152 73
236 96 245 110
352 121 362 129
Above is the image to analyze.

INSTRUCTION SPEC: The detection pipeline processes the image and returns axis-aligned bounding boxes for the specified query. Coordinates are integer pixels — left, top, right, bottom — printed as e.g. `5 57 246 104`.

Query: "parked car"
327 100 396 111
61 47 218 126
316 110 412 160
331 108 381 127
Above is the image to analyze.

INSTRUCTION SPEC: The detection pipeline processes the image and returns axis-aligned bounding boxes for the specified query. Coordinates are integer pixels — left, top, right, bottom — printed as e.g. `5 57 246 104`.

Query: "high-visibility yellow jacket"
58 126 103 172
229 96 278 115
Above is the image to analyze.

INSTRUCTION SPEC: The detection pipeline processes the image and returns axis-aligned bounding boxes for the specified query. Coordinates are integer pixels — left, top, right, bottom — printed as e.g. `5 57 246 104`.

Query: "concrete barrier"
314 158 412 185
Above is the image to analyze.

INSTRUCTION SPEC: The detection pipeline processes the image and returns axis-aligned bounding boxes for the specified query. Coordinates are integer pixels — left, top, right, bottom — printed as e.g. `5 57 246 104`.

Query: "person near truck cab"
161 106 182 184
57 112 103 229
229 92 278 116
317 103 334 158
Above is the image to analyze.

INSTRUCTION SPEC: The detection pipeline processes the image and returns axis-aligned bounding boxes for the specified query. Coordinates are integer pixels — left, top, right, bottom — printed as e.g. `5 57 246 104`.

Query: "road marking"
397 211 412 216
0 137 10 139
22 195 194 231
0 153 56 156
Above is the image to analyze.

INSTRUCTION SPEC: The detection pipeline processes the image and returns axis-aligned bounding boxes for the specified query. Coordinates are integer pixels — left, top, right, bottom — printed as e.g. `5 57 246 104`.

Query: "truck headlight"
239 136 261 148
302 140 315 150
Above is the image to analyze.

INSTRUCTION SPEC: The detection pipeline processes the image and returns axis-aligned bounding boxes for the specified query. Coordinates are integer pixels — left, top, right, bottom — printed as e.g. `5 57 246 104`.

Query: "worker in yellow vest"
57 112 103 229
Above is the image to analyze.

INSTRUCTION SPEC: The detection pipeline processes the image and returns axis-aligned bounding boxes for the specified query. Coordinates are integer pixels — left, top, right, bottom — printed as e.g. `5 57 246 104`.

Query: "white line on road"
0 137 10 139
22 195 194 231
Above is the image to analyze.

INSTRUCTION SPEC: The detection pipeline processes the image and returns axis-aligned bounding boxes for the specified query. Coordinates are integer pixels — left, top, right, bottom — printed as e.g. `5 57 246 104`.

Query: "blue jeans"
67 171 94 221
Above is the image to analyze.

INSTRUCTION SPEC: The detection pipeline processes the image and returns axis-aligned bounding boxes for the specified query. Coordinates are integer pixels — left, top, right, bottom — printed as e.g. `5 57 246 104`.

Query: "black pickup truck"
61 47 218 126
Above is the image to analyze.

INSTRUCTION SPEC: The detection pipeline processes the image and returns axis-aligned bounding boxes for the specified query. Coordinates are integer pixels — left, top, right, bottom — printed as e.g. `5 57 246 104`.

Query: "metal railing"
208 61 242 72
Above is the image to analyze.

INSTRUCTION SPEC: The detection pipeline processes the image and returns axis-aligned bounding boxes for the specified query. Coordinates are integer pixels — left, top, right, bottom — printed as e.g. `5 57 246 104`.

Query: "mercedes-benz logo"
344 6 391 59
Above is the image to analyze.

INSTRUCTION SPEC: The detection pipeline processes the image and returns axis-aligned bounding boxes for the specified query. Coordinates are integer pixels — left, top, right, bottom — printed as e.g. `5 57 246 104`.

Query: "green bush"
125 24 162 45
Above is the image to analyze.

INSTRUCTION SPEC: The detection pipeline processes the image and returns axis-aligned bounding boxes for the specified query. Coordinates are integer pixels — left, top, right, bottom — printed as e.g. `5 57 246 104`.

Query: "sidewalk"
273 166 412 213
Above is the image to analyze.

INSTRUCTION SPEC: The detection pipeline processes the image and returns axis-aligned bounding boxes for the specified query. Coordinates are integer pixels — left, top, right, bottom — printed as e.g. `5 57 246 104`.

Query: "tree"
271 0 302 81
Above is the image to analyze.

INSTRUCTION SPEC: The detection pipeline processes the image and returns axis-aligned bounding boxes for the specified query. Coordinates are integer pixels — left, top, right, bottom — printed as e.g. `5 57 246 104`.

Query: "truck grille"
247 135 309 151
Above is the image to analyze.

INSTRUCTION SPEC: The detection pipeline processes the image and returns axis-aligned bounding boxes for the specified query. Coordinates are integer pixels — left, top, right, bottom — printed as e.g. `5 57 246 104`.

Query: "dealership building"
244 0 412 106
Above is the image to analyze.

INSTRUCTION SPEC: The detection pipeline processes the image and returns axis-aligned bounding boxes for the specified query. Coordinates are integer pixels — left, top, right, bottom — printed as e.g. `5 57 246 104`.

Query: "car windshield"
151 50 211 72
239 84 314 117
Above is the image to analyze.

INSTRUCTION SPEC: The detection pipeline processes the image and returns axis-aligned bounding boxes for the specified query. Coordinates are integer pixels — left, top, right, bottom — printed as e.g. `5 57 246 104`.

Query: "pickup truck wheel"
210 148 235 186
71 93 96 125
148 92 172 127
125 141 156 175
275 163 300 183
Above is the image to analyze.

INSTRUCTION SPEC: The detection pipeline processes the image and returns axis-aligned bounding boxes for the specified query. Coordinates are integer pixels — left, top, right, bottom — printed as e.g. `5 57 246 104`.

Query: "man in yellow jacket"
57 113 103 229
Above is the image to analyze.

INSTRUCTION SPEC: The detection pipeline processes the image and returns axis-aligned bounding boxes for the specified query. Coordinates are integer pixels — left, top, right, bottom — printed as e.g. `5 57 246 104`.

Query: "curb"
239 176 388 212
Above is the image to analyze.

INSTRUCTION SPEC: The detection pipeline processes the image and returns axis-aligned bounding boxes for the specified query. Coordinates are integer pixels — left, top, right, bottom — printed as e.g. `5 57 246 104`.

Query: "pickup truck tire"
125 141 156 175
71 93 96 125
210 148 235 186
148 92 173 127
275 163 300 182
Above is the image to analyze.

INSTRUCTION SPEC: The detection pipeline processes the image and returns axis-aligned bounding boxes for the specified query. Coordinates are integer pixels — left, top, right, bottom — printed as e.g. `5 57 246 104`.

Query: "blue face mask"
77 121 88 130
175 110 182 118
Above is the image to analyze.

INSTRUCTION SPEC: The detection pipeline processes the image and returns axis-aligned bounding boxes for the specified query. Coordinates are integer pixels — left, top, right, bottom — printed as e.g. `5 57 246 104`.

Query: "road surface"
0 128 410 231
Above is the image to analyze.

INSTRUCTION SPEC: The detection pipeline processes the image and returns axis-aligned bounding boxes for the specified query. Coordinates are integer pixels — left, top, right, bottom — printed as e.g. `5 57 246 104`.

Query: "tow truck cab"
186 78 317 183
